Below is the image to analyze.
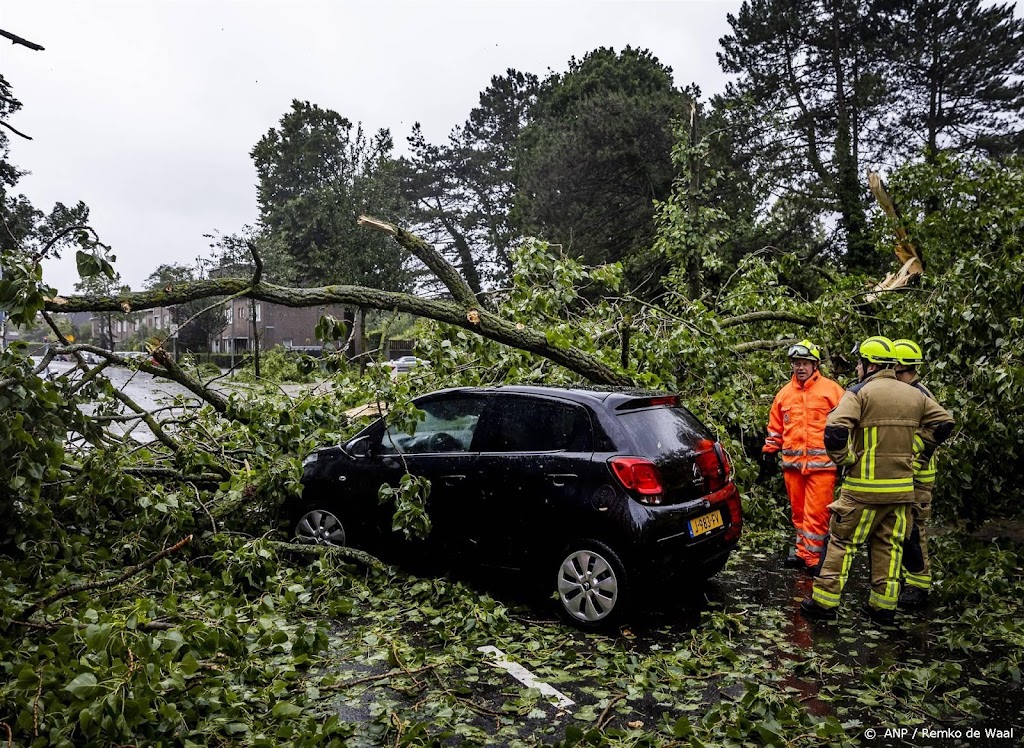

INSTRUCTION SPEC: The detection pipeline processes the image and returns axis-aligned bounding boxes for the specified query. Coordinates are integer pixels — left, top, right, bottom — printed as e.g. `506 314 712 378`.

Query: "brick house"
211 300 360 355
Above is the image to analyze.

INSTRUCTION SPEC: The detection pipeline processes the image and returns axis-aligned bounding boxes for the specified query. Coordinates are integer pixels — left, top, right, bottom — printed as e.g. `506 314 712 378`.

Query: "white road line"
477 645 575 711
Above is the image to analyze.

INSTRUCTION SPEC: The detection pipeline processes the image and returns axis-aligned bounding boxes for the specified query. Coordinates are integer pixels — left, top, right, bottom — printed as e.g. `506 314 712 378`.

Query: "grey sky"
3 0 742 294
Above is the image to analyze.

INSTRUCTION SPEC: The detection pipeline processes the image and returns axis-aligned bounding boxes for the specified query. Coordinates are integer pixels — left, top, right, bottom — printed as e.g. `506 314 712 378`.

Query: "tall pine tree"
718 0 896 271
887 0 1024 163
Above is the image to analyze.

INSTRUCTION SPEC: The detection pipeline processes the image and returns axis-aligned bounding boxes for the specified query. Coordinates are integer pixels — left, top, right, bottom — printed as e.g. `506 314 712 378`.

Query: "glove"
755 453 780 485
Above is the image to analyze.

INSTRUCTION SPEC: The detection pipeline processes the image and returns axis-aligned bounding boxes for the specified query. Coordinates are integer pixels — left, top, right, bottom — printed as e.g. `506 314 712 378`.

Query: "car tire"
291 504 347 547
555 539 629 629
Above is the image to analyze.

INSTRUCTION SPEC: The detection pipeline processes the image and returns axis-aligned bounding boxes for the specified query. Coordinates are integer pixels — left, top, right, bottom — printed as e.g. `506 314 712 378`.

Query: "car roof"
420 385 674 409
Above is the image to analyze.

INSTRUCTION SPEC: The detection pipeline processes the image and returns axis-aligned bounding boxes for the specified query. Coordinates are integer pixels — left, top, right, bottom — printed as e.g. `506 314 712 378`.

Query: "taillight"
723 489 743 542
646 396 678 407
695 439 727 492
609 457 664 504
714 443 731 477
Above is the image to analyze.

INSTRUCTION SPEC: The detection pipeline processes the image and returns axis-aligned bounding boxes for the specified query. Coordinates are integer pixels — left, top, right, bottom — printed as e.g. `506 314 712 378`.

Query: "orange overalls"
763 370 846 569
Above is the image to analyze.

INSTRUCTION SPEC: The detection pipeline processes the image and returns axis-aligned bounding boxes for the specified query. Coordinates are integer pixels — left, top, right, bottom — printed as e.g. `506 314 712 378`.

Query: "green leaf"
65 672 99 699
270 702 303 718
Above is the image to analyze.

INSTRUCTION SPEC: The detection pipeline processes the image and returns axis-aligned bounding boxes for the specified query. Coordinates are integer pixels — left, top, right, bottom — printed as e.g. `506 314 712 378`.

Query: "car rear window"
616 406 714 456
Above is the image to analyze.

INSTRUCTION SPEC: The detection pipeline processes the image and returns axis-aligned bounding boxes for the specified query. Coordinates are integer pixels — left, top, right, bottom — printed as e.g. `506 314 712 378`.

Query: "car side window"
379 396 486 454
476 397 593 453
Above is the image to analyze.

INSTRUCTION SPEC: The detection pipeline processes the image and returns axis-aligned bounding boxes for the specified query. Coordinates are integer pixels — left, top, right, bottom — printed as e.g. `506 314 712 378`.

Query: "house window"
283 338 293 348
254 303 261 322
225 306 233 323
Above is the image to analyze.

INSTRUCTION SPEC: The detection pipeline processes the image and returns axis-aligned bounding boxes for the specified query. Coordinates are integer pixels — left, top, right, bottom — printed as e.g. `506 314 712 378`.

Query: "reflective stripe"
844 477 915 493
913 434 925 454
862 426 878 481
800 529 828 541
812 588 841 606
782 449 804 456
904 571 931 590
829 506 876 605
804 542 825 553
883 505 909 604
806 460 836 469
869 590 898 610
914 454 937 483
806 448 829 456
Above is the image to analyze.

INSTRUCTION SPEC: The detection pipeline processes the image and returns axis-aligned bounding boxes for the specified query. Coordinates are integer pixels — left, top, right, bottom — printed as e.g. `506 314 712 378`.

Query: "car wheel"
555 539 628 628
293 506 347 547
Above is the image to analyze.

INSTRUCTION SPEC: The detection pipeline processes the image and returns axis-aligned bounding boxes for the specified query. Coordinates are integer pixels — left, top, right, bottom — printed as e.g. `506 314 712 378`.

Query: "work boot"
898 586 930 609
860 602 896 626
783 548 804 569
799 598 837 620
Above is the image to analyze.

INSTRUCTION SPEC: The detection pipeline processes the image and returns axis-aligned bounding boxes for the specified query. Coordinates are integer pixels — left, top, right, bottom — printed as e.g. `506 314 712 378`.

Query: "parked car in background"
389 355 428 374
292 386 742 628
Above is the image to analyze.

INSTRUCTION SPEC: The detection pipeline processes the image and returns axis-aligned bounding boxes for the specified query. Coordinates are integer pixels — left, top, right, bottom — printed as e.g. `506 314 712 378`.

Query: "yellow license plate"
689 510 724 537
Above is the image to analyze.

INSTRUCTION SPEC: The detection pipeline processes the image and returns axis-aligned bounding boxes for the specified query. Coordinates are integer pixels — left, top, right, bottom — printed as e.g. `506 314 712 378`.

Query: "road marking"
477 645 575 711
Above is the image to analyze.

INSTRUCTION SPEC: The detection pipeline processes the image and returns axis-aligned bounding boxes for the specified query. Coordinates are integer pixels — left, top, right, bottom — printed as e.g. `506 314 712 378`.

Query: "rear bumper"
629 482 742 573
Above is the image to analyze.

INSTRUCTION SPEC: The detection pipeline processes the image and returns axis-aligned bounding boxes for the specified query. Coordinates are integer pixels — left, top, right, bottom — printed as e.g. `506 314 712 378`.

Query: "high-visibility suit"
813 370 954 613
903 377 939 594
763 369 846 569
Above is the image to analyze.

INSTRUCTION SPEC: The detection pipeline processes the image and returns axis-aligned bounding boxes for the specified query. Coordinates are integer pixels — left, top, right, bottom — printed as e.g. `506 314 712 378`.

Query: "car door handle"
382 457 401 469
547 473 578 487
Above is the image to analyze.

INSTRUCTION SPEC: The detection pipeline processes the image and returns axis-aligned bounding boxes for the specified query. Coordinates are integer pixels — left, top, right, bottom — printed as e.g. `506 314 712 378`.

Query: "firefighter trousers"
902 494 932 591
811 492 911 611
783 469 836 568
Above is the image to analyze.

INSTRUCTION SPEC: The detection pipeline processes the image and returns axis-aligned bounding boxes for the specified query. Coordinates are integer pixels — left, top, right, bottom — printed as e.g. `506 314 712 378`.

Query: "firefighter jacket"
824 369 954 504
763 370 846 474
908 376 939 494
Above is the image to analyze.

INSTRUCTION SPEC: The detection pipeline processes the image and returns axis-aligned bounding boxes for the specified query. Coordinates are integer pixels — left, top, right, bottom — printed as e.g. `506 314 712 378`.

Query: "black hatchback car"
293 386 742 628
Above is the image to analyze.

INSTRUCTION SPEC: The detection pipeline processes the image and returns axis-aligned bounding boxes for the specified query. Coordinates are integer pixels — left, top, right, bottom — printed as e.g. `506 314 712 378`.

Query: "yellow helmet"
857 336 897 365
787 339 821 362
893 339 924 366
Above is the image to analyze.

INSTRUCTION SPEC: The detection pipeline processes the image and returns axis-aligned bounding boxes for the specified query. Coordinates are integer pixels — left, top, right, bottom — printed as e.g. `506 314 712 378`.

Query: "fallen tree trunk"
47 218 634 387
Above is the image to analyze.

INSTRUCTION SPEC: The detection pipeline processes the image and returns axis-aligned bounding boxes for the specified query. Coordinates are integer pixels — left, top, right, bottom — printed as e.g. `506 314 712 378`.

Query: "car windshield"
616 406 714 457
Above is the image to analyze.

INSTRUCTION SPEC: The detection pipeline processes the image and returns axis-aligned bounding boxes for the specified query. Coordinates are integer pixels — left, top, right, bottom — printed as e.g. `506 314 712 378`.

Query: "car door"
468 394 595 567
375 393 487 553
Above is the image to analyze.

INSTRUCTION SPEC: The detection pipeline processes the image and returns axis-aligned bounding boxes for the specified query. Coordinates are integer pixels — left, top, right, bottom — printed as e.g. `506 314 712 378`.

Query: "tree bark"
47 220 633 387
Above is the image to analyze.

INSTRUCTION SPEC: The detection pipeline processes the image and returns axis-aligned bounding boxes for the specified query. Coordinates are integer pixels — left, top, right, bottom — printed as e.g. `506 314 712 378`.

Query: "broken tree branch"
17 535 193 623
48 266 632 386
720 310 817 328
359 214 480 310
0 28 45 51
0 120 32 141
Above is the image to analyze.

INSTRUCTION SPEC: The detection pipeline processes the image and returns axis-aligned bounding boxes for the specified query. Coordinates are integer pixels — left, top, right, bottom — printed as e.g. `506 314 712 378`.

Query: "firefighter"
757 339 846 574
800 336 954 625
893 338 941 608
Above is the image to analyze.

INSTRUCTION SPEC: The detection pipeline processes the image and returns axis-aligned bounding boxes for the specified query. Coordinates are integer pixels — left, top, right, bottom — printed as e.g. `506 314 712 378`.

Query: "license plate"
688 510 724 537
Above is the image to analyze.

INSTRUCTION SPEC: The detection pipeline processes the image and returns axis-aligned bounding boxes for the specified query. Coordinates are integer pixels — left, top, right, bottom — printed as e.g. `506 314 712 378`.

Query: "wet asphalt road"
329 539 1024 747
52 360 209 442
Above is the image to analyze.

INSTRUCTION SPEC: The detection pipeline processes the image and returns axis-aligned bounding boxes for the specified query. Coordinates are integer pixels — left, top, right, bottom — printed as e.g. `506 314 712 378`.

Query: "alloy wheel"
557 548 619 623
295 509 346 547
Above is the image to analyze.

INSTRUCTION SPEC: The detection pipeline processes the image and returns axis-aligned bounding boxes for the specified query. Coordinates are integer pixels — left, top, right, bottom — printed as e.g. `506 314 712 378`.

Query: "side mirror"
345 435 374 458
